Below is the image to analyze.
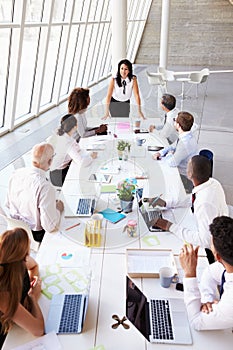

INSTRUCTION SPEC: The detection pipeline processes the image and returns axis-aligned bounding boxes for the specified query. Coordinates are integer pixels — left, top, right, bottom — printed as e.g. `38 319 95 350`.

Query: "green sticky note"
100 184 116 193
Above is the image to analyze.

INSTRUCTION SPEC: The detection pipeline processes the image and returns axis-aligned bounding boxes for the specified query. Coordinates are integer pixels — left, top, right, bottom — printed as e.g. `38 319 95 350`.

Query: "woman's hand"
102 114 110 120
29 277 42 301
91 152 98 159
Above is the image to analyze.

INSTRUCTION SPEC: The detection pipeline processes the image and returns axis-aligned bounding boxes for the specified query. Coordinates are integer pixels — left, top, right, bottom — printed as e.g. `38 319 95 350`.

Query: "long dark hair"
0 228 29 333
116 59 133 87
57 114 77 136
68 87 90 114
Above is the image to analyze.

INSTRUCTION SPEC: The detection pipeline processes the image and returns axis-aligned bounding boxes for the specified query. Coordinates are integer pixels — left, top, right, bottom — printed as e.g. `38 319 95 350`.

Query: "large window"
0 0 152 132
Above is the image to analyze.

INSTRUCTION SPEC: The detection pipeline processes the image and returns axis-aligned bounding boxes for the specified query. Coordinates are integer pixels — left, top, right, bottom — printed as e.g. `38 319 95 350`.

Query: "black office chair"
199 149 213 177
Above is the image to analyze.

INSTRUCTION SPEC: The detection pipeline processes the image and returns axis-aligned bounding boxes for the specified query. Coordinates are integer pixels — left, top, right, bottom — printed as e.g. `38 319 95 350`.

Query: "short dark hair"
191 155 211 183
176 111 194 131
210 216 233 265
161 94 176 111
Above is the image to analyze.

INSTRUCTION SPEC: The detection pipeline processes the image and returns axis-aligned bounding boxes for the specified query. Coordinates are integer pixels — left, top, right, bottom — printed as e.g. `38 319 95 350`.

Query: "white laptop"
64 196 96 217
45 294 88 334
126 276 192 345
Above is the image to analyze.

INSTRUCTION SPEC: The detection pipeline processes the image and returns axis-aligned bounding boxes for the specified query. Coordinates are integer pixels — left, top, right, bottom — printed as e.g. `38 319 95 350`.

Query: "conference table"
3 120 233 350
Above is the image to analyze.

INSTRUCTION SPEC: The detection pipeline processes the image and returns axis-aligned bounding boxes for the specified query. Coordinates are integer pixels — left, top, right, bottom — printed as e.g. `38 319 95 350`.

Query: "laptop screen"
126 276 150 341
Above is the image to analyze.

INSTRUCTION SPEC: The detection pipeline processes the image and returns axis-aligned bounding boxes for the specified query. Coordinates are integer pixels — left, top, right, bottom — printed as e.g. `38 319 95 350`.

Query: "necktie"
191 192 196 213
122 80 126 94
164 113 167 125
219 269 226 298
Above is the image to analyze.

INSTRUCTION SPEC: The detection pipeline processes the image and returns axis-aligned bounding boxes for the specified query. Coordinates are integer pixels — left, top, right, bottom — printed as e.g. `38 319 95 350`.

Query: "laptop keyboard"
150 299 174 340
59 295 82 333
76 198 95 215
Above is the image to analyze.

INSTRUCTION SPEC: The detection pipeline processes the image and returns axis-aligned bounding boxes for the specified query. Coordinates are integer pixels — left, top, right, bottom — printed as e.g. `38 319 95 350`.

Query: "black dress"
0 270 30 349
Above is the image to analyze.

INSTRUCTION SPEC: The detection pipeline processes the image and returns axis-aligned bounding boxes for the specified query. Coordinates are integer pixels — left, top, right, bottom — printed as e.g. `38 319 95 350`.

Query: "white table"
4 122 233 349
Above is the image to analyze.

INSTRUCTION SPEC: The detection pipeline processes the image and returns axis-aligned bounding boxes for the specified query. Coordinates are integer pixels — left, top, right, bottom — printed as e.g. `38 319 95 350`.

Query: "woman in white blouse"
48 114 97 186
102 59 145 120
68 87 107 139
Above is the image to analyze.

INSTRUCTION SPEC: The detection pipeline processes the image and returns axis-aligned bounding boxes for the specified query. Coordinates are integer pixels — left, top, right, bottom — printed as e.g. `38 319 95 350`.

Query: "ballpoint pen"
149 194 163 207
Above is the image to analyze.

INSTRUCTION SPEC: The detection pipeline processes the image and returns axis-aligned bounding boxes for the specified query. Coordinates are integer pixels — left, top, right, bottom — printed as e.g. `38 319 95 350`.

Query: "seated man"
149 155 228 249
149 93 179 143
6 142 64 242
152 111 198 176
179 216 233 330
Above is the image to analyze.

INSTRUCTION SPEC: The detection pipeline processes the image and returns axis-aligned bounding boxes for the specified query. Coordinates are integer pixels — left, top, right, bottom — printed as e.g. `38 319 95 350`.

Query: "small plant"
117 140 131 152
117 178 137 201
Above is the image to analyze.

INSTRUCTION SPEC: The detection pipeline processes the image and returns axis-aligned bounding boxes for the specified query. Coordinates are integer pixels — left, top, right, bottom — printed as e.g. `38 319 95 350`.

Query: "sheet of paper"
11 331 62 350
127 253 175 274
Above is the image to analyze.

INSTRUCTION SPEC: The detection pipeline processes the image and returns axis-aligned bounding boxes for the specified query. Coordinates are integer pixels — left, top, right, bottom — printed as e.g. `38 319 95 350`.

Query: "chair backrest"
146 70 164 86
200 68 209 83
158 67 175 81
189 68 209 84
0 214 40 253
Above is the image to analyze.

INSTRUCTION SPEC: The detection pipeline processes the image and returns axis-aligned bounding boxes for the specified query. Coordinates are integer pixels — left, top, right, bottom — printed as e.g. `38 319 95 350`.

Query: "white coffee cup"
159 267 178 288
91 213 104 228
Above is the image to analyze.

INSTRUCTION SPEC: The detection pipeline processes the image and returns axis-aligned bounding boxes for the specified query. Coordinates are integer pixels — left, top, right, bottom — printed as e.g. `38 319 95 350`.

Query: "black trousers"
50 164 71 187
31 229 45 243
110 97 130 118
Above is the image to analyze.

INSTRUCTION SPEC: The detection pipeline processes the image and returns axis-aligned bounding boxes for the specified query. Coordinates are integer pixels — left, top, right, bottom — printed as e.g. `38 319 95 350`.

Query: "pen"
149 194 163 207
65 223 80 231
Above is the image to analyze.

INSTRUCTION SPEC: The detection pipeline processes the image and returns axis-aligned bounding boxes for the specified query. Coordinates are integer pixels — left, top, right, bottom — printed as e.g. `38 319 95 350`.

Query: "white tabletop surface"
3 121 233 349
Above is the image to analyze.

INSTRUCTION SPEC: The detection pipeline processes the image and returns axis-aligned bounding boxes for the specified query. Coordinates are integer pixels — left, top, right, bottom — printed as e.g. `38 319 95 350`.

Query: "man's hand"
179 244 199 278
152 218 172 231
56 199 64 213
201 300 218 314
143 197 166 208
149 125 155 132
152 152 161 160
91 151 98 159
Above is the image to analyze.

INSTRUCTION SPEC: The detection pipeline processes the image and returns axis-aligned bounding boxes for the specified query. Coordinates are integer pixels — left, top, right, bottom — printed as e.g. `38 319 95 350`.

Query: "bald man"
6 143 64 242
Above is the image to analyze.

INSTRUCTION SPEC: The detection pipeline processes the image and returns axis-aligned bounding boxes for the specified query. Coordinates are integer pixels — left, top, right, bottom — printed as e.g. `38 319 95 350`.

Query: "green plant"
117 178 137 201
117 140 131 152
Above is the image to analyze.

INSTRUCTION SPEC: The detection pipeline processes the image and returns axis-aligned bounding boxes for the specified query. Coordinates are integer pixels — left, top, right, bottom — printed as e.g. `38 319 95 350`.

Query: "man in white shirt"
179 216 233 330
149 93 179 143
6 142 64 242
150 155 228 249
152 111 198 176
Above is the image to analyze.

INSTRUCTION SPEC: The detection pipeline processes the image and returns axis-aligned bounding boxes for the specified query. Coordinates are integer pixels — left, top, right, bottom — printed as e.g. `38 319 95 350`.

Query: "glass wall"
0 0 152 132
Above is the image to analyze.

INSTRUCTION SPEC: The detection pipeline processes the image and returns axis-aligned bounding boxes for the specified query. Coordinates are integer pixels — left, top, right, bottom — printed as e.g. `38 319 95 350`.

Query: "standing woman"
48 114 97 187
102 59 145 119
68 87 107 140
0 228 44 348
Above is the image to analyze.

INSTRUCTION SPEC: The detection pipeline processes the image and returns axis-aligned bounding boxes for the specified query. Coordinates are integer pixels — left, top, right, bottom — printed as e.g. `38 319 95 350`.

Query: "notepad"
100 184 117 193
98 208 126 223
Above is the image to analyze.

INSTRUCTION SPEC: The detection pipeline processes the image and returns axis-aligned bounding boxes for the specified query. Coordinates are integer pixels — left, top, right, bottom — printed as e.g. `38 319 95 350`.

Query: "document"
11 331 62 350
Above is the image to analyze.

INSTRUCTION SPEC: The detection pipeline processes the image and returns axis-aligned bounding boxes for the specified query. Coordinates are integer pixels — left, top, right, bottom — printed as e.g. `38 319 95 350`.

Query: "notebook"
126 276 192 344
98 208 126 223
45 294 88 334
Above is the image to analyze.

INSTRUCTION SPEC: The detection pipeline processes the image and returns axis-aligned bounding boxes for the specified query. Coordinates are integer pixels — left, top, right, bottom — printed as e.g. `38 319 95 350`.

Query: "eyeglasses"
173 118 177 122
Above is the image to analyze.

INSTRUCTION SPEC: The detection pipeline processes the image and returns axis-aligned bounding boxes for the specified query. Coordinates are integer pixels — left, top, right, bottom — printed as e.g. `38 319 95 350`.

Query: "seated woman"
0 228 44 348
48 114 97 187
68 87 107 140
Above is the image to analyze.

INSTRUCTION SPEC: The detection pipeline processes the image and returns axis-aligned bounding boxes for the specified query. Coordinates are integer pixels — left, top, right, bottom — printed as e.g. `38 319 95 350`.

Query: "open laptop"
45 294 88 334
64 196 97 217
126 276 192 344
136 189 164 231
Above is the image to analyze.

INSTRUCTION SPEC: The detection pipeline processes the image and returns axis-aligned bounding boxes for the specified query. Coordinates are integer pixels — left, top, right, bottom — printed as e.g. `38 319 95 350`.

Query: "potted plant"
117 140 131 160
117 178 137 213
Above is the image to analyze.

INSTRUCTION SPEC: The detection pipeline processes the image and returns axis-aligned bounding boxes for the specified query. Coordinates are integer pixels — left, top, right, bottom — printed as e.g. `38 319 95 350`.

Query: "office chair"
186 68 209 98
158 67 175 82
145 70 166 99
0 211 40 253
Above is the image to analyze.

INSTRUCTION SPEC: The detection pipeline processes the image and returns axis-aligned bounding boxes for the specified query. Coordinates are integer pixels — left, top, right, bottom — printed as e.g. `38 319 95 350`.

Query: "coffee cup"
136 138 146 146
91 213 104 228
159 267 179 288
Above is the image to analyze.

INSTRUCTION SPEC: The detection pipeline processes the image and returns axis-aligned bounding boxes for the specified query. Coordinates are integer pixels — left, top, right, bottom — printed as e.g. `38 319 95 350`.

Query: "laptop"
45 294 88 334
126 276 192 344
64 196 97 217
136 189 164 231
